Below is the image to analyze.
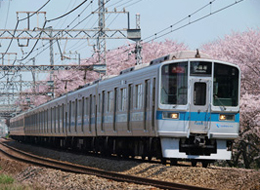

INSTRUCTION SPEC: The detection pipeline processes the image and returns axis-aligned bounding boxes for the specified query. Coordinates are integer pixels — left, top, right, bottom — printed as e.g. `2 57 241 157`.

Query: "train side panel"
95 65 159 137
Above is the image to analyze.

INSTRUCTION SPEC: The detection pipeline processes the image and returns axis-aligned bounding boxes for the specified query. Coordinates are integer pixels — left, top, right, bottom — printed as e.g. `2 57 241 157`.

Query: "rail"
0 141 213 190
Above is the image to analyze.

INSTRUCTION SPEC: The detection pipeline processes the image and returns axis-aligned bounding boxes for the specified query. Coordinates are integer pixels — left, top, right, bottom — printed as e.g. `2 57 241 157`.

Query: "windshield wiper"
213 94 226 110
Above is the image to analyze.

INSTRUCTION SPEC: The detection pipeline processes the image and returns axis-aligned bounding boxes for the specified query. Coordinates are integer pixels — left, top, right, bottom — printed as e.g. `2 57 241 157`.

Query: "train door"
113 88 118 132
89 95 92 133
94 95 97 135
127 84 132 132
189 79 211 133
101 91 105 132
144 79 150 131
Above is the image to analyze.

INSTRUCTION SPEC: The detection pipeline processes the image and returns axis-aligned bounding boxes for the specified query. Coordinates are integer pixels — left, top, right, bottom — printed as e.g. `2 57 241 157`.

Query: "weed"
0 174 14 184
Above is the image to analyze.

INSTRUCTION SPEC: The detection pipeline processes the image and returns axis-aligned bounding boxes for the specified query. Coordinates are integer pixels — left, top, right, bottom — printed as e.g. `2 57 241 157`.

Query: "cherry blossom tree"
202 28 260 168
30 39 187 106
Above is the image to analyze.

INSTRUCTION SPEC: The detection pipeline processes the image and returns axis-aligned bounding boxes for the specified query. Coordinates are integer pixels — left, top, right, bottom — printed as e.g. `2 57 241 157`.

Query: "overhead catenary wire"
142 0 217 42
8 0 132 66
17 0 112 65
53 1 95 56
1 0 89 64
18 0 51 22
21 0 96 61
47 0 89 22
110 0 136 9
0 0 11 45
81 0 246 67
16 0 90 62
144 0 245 43
65 0 221 67
0 0 51 61
2 0 246 73
64 0 143 63
124 0 144 8
55 0 78 29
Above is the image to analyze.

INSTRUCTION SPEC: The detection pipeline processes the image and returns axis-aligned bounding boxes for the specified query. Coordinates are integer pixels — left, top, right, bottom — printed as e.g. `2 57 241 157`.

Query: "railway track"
0 141 213 190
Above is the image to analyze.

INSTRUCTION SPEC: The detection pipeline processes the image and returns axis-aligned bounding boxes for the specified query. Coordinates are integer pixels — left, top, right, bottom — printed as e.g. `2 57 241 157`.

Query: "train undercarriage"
11 135 224 167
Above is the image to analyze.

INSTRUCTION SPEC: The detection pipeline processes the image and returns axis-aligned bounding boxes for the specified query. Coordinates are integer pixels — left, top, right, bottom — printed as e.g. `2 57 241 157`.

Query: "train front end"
157 53 240 163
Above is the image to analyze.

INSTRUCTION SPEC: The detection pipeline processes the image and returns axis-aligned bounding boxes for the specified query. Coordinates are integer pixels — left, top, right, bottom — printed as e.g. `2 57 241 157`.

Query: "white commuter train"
9 51 240 167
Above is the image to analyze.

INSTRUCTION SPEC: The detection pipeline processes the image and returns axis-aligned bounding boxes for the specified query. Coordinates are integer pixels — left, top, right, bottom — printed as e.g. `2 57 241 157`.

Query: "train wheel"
161 158 167 165
202 161 209 168
170 158 177 166
191 160 197 167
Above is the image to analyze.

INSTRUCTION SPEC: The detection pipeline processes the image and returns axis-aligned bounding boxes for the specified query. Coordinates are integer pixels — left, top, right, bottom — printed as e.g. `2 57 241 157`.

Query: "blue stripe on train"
156 111 239 123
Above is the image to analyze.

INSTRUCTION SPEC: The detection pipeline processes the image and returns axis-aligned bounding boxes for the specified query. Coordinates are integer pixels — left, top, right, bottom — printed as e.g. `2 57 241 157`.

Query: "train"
9 50 240 167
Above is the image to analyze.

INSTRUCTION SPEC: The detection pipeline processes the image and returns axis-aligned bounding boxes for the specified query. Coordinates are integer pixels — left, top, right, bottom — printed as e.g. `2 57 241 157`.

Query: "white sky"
0 0 259 77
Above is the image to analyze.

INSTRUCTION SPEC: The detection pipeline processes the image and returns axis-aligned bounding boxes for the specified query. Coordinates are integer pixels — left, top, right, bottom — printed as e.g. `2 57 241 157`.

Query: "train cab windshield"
160 61 239 107
160 62 188 105
213 63 239 107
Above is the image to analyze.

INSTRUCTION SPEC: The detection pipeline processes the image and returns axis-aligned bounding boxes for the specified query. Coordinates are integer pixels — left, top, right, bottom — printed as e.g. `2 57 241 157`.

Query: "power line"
142 0 217 42
47 0 89 22
16 0 90 62
16 1 96 62
85 0 246 67
19 0 51 22
0 0 51 60
55 0 78 28
143 0 245 43
2 0 11 34
112 0 136 9
124 0 144 8
15 0 112 64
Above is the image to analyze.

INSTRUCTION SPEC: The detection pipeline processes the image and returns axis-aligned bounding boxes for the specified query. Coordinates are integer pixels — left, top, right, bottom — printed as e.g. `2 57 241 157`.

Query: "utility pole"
31 58 36 94
97 0 106 74
95 1 142 70
135 13 142 65
48 26 55 98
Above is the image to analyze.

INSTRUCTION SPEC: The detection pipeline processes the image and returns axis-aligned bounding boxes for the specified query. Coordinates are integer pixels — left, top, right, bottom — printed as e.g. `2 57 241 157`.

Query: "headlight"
219 114 235 121
163 112 179 119
171 113 179 119
219 115 226 120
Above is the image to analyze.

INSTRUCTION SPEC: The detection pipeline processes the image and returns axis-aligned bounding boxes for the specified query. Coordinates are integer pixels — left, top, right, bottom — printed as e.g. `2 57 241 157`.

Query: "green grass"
0 185 30 190
0 174 14 184
0 175 32 190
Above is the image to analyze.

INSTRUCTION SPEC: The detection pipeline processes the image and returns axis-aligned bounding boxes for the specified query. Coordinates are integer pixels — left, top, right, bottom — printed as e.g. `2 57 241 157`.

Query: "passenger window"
69 101 72 132
135 84 143 109
85 98 89 115
75 99 78 132
89 95 92 132
81 97 84 132
120 88 127 111
107 91 113 112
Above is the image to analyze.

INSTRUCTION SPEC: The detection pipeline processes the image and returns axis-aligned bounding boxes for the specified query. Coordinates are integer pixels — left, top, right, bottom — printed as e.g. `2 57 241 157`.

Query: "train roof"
119 50 211 75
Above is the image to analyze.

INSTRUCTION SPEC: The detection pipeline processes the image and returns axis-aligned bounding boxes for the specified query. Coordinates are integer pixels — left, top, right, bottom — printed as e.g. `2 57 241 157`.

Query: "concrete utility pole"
94 1 142 69
97 0 107 74
48 26 55 98
31 58 36 94
135 13 142 65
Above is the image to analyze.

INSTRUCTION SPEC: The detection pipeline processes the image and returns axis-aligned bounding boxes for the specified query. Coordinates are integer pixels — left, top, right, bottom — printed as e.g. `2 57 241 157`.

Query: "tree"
29 39 188 106
202 28 260 168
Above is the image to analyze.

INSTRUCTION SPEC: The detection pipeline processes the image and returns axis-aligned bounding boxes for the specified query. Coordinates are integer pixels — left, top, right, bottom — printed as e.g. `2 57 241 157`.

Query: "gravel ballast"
1 140 260 190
